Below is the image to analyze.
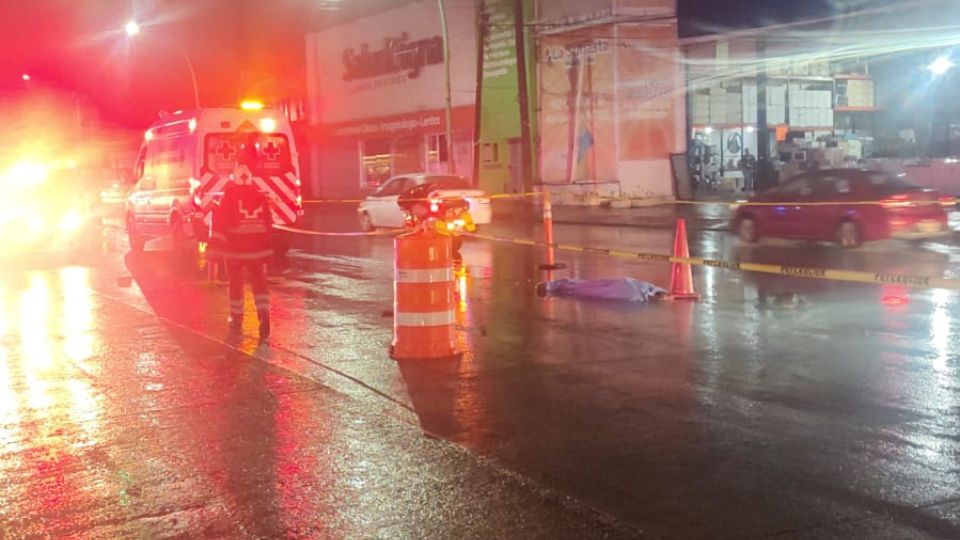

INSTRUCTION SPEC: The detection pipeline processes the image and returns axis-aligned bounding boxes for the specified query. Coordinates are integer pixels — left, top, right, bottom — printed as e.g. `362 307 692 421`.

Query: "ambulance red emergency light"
125 104 303 254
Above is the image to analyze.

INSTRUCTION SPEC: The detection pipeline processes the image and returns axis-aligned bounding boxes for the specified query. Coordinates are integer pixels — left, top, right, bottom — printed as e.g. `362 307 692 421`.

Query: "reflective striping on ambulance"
194 120 302 225
142 108 303 226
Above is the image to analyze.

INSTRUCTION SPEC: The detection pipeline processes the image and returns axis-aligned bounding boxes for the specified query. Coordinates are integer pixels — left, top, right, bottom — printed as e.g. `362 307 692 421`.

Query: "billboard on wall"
308 0 477 125
617 24 682 161
538 0 675 22
539 19 682 185
539 29 617 183
479 0 520 140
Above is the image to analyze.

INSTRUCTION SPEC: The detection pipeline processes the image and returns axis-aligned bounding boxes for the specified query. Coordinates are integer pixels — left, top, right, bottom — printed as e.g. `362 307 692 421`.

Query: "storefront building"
684 35 879 187
305 0 477 198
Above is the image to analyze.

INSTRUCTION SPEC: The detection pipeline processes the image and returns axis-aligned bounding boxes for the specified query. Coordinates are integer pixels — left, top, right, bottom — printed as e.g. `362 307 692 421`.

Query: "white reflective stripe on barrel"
395 267 454 283
395 310 456 327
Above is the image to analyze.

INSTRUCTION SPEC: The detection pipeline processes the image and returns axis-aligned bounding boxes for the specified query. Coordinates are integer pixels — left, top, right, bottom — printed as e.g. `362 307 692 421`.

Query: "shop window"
361 139 392 190
394 135 424 174
426 134 449 172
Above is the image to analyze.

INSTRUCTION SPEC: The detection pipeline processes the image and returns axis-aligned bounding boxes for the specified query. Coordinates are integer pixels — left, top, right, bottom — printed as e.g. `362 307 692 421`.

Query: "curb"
552 219 730 232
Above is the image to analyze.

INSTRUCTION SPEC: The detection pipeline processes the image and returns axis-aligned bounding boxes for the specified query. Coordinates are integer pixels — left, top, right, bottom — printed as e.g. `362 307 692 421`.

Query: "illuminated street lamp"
124 20 140 37
928 56 954 76
123 20 200 109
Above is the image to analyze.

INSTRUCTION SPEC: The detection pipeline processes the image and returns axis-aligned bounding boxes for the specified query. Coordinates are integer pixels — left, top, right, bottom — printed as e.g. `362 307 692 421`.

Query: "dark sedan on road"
732 169 953 248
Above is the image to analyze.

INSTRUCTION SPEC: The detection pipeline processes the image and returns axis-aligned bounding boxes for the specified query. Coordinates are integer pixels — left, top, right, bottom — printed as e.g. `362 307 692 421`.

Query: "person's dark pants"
226 259 269 323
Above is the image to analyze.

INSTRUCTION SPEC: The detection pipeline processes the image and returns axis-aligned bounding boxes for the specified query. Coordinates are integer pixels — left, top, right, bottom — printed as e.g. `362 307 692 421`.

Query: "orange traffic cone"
669 218 700 300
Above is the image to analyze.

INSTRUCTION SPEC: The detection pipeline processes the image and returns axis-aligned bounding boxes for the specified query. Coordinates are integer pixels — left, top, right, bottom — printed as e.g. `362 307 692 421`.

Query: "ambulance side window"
161 136 192 189
138 145 156 190
132 148 146 185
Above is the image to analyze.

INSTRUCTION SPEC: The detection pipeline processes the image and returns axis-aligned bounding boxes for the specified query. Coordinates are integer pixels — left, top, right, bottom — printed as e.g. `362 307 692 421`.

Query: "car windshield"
426 176 471 189
867 172 920 193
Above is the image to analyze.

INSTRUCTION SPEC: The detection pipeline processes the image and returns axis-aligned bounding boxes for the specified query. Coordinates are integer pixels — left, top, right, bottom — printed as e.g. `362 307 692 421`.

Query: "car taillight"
939 195 956 207
429 195 441 213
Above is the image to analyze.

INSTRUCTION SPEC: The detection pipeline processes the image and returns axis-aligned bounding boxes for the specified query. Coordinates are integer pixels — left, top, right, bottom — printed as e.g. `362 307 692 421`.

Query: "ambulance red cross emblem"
263 141 281 161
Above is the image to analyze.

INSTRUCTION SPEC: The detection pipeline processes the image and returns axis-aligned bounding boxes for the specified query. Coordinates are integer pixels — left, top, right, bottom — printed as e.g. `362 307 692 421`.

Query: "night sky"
0 0 855 129
0 0 312 128
678 0 886 36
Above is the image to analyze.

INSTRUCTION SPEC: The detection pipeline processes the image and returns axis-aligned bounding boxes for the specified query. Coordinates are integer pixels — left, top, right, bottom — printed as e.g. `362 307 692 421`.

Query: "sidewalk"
492 196 735 232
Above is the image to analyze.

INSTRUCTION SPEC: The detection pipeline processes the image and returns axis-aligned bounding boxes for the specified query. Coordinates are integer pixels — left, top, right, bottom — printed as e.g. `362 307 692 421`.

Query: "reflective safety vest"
209 183 273 261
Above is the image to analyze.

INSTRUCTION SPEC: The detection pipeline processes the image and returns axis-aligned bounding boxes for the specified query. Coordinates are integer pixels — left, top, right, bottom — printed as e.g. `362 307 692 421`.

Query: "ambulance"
125 104 303 254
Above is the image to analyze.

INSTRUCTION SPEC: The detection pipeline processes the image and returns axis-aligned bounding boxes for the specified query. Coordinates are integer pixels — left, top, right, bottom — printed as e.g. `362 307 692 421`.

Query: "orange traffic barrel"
391 226 460 360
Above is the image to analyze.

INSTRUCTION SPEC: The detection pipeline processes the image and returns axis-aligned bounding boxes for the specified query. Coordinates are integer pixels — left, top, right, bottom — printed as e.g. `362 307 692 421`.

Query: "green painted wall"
476 0 537 194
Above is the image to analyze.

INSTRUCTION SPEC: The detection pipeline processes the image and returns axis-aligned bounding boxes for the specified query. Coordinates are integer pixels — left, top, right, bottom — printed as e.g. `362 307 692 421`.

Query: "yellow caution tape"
465 232 960 291
301 198 364 204
489 192 541 200
303 191 955 208
302 192 541 205
557 196 954 208
273 224 401 237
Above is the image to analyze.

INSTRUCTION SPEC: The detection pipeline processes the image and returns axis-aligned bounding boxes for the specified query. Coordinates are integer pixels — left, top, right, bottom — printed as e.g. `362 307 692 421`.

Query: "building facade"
685 35 878 179
305 0 478 198
304 0 684 200
535 0 685 200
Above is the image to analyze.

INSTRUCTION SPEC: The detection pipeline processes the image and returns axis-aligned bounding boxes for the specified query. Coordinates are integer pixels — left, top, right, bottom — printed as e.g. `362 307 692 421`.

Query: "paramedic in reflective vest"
209 141 273 339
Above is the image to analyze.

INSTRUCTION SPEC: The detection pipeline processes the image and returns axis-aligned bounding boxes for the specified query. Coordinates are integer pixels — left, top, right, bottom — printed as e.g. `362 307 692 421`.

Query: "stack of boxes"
788 84 833 128
741 83 785 124
725 88 742 126
709 86 729 125
692 91 710 125
767 85 787 125
690 85 747 126
844 79 875 108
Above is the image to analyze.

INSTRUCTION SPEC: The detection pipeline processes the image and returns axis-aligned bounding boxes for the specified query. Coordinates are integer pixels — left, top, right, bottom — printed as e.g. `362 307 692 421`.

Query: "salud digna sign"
342 32 444 81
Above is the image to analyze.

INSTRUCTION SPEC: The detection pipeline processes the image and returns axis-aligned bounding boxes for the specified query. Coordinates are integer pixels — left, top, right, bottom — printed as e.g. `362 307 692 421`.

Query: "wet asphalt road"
2 205 960 538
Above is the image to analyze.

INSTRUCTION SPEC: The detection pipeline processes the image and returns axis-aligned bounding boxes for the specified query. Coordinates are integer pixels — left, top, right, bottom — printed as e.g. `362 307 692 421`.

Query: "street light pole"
180 49 201 109
437 0 456 174
125 20 200 109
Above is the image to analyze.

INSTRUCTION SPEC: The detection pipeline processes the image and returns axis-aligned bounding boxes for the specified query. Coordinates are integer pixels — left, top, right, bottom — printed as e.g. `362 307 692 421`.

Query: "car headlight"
60 210 84 232
27 215 44 232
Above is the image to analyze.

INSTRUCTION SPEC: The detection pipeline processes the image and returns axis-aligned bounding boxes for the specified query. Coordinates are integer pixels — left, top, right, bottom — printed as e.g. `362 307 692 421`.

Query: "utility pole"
438 0 456 174
756 39 769 162
513 0 533 191
473 2 489 185
755 38 772 190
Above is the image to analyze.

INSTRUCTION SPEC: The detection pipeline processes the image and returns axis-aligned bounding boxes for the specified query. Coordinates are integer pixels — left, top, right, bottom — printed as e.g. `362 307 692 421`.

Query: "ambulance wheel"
127 216 145 252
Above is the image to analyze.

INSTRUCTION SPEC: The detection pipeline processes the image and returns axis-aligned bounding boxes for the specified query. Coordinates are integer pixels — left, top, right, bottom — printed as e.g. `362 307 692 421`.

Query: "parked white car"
358 173 492 231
